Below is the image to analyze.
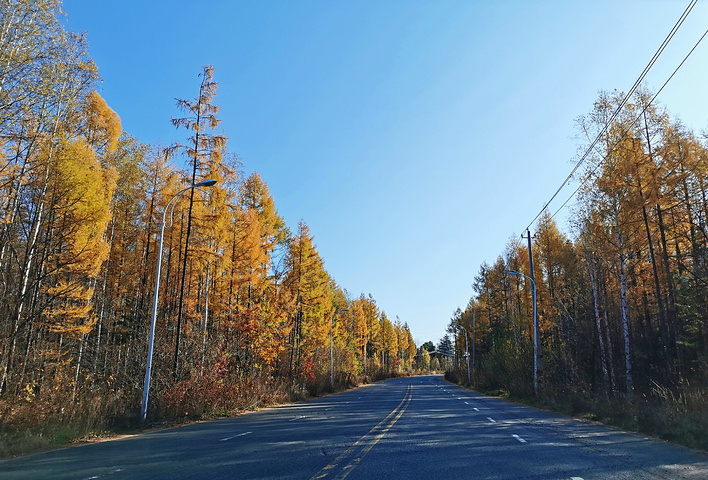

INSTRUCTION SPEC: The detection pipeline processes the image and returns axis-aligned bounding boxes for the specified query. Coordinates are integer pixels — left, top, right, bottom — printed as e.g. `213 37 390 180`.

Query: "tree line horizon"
1 1 707 446
0 1 418 429
444 87 708 431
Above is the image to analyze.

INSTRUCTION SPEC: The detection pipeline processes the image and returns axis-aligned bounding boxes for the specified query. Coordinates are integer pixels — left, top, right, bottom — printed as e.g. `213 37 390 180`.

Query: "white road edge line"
220 431 252 441
512 434 527 443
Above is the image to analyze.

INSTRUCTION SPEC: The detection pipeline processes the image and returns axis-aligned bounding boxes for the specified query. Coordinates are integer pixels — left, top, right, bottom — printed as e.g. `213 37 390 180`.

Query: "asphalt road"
2 375 707 479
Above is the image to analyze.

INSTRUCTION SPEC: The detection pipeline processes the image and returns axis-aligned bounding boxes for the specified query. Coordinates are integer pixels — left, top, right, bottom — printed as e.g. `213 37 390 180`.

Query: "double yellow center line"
310 384 413 480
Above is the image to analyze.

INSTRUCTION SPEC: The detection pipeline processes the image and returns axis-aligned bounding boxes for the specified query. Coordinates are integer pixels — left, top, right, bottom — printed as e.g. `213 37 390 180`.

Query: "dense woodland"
0 1 417 435
2 0 707 453
446 88 708 447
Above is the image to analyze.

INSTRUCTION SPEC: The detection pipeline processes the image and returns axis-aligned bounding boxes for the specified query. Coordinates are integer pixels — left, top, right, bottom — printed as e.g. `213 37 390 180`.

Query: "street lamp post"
471 308 476 385
141 179 217 423
456 324 471 385
330 307 348 387
509 269 538 396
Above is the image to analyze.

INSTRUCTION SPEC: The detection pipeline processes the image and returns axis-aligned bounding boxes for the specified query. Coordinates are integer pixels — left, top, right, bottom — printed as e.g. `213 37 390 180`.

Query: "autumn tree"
463 89 708 432
359 294 380 375
0 7 99 394
282 221 331 379
0 3 416 432
349 297 369 374
169 65 226 378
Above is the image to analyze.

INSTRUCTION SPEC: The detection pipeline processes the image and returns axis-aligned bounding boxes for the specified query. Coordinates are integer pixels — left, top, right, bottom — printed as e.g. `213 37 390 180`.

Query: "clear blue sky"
61 0 708 345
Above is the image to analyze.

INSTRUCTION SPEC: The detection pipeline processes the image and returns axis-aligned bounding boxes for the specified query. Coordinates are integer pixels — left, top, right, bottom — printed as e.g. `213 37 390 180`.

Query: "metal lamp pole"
141 179 217 423
509 269 538 396
330 307 348 387
458 324 471 385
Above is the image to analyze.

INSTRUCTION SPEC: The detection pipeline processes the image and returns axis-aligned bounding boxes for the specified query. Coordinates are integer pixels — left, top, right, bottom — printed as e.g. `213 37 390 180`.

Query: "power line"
549 25 708 224
523 0 699 232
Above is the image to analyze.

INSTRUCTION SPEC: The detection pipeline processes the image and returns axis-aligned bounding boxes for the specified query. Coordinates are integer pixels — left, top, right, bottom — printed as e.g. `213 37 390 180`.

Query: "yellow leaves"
34 135 115 339
349 299 368 350
236 208 267 284
49 136 115 277
284 221 334 355
253 309 291 369
22 383 37 403
240 172 287 251
84 91 121 154
420 349 431 369
42 281 97 336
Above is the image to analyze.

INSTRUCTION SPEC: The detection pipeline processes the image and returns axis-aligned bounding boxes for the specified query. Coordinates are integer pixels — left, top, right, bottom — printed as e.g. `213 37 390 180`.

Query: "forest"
445 88 708 449
2 0 708 457
0 1 418 454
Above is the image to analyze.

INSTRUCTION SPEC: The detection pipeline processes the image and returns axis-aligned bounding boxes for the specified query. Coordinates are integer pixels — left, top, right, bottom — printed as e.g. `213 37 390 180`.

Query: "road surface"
2 375 707 479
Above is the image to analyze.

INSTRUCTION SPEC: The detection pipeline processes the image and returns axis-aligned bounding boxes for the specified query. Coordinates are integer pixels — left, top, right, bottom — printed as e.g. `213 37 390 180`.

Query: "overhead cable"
523 0 699 232
549 26 708 223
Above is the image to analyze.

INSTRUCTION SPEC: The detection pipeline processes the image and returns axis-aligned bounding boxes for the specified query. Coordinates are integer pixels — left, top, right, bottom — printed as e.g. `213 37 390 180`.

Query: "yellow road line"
310 384 413 480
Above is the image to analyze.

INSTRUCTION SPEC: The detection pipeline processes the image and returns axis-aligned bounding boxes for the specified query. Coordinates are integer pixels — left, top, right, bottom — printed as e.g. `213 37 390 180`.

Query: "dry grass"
0 371 381 459
447 366 708 452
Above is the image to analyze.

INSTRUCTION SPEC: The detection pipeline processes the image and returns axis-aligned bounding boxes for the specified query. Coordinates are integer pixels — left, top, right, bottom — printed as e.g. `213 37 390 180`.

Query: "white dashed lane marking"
220 431 252 441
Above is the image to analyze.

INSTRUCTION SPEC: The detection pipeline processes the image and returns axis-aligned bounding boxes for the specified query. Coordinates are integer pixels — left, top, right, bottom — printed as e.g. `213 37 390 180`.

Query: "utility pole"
472 308 476 386
462 326 471 385
523 229 539 397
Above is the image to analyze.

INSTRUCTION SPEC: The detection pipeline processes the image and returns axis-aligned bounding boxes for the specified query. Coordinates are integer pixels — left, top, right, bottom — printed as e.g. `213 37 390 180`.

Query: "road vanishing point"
2 375 707 479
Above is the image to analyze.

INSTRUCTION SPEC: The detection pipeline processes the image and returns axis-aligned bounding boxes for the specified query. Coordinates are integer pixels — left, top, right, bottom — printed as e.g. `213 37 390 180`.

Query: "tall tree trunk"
617 222 633 397
173 74 207 379
93 219 116 371
588 254 610 395
201 264 210 376
0 148 53 395
72 334 86 402
656 204 681 370
138 162 160 317
637 170 670 374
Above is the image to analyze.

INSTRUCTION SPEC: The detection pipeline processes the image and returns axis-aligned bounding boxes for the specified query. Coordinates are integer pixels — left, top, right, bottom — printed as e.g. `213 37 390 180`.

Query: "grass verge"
446 371 708 452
